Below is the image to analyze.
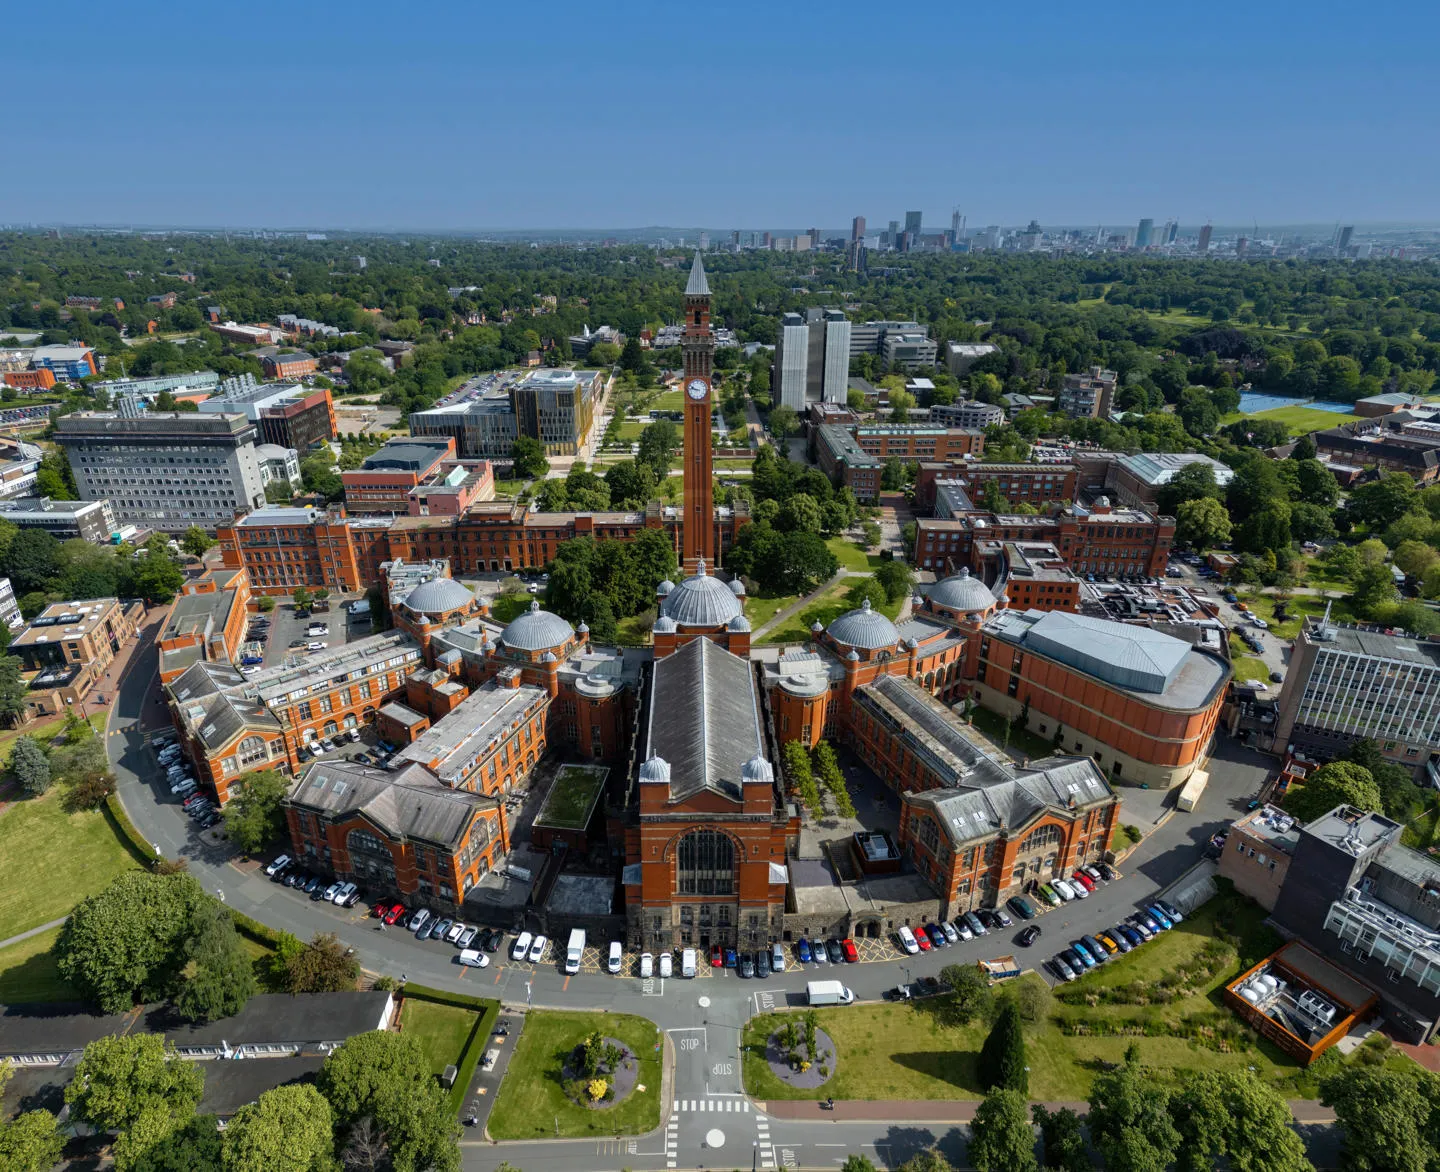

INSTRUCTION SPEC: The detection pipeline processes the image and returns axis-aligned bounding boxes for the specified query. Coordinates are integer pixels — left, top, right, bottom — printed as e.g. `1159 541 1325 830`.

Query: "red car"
371 901 390 919
710 944 723 967
1072 871 1096 893
383 903 406 925
842 939 859 964
916 931 932 952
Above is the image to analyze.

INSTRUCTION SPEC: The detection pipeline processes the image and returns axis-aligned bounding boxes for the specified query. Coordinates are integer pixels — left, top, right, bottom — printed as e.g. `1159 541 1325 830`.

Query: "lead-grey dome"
500 600 575 651
929 566 995 613
659 558 743 627
403 576 474 615
827 598 900 651
728 578 746 596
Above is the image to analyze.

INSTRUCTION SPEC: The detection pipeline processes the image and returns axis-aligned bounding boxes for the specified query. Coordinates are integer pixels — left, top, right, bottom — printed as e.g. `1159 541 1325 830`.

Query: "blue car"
724 948 737 968
240 655 263 665
797 939 812 963
1069 941 1097 968
1117 924 1144 949
1147 905 1173 930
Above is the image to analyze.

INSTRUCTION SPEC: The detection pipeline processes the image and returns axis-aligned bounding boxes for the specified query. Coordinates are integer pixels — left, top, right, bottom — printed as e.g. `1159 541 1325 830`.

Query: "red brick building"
262 352 319 381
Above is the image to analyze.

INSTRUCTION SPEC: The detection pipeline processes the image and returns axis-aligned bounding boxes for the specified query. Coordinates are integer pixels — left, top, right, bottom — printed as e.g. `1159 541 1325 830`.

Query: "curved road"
109 626 1318 1170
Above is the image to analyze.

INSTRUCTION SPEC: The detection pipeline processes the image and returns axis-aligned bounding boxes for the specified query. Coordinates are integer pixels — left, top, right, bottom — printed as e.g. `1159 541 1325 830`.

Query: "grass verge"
0 927 79 1002
488 1010 662 1139
827 536 884 573
759 581 901 645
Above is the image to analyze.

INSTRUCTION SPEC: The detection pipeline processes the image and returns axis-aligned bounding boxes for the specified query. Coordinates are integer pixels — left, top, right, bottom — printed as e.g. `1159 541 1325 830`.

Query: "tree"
846 577 889 611
123 1113 221 1172
2 527 60 594
977 1000 1027 1094
1175 497 1232 551
897 1151 955 1172
180 526 215 558
1291 433 1317 461
1156 462 1222 517
1172 1069 1312 1172
0 656 28 726
285 931 360 994
1321 1066 1433 1172
51 733 109 788
292 585 313 609
1031 1105 1089 1172
510 436 549 480
1349 473 1418 530
1348 562 1399 616
8 735 50 795
778 492 824 534
222 1084 334 1172
1009 977 1052 1024
887 387 916 422
1086 1048 1180 1172
174 903 256 1023
604 459 657 507
1294 459 1340 508
1342 739 1423 820
1290 502 1338 544
222 769 289 855
317 1030 461 1172
637 419 678 478
939 962 994 1024
967 1089 1036 1172
874 559 915 602
66 1034 204 1137
131 549 186 604
1236 500 1292 560
768 404 799 440
1393 540 1438 580
1284 761 1383 823
56 871 209 1013
0 1108 66 1172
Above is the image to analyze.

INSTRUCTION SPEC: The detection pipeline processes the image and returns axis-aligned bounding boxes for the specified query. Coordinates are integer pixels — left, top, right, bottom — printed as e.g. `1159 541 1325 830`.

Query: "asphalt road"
110 627 1311 1170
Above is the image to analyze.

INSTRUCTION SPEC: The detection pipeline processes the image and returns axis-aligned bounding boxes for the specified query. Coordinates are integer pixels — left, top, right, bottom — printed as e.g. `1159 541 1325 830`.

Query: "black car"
825 938 844 964
483 928 502 952
756 950 770 977
1097 861 1117 881
303 876 323 895
1017 925 1042 948
739 952 755 978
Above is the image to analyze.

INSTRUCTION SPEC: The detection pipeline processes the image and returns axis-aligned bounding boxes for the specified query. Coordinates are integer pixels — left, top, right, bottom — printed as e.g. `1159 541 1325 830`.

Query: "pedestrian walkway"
672 1097 751 1113
0 916 68 952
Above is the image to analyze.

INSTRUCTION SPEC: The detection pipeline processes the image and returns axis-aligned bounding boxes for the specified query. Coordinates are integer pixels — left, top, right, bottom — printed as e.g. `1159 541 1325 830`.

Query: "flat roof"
534 764 608 829
1304 617 1440 668
13 598 125 647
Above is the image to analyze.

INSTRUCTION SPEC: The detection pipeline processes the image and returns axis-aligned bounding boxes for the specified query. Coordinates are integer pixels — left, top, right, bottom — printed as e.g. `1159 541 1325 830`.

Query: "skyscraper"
903 210 922 250
851 215 866 242
1197 223 1213 253
1164 219 1178 245
1135 218 1154 250
680 253 714 573
775 314 809 411
774 310 850 409
950 208 963 245
1338 225 1354 252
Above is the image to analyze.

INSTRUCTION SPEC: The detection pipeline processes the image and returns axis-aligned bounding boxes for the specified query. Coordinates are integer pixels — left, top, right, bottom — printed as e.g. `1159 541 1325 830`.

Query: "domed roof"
659 559 744 628
928 566 995 613
653 615 677 634
576 621 589 635
728 614 751 632
403 576 474 615
500 600 575 651
728 578 746 596
827 598 900 651
657 580 675 596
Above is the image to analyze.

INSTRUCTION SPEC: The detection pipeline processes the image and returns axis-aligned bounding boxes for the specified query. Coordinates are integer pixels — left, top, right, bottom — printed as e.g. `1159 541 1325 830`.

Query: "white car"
265 855 292 877
457 926 478 948
659 952 673 979
1251 617 1269 629
528 935 548 963
323 881 344 902
458 949 489 968
897 925 920 955
607 941 623 974
307 641 326 651
681 948 697 978
332 882 357 904
1052 878 1077 901
639 952 654 979
446 921 467 944
511 931 533 961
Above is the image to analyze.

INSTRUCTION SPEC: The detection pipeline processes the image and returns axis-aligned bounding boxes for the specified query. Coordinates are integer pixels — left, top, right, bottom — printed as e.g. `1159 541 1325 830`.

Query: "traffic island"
487 1010 662 1139
764 1015 836 1090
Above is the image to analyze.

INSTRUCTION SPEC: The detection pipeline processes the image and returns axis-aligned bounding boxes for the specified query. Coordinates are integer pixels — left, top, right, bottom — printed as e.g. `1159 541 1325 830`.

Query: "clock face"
686 378 708 401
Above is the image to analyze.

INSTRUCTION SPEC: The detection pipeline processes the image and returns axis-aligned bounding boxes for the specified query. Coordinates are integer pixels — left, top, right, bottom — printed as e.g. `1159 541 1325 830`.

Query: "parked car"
1072 871 1096 893
1101 929 1129 954
527 935 548 963
307 641 326 651
1069 941 1097 969
963 911 988 937
608 941 623 974
1097 862 1117 881
1146 905 1173 930
755 950 769 977
1155 899 1185 924
458 949 488 968
683 949 697 977
1007 896 1036 921
266 855 292 879
940 921 959 944
510 931 532 960
446 921 467 944
1049 956 1077 982
483 928 502 952
1018 925 1042 948
384 904 406 925
1129 914 1157 939
659 952 673 978
896 927 919 955
953 917 973 941
1082 935 1109 961
825 938 845 964
1037 884 1062 907
809 938 827 963
1269 670 1284 683
639 952 655 979
724 948 737 969
429 918 452 941
842 938 859 963
1116 924 1144 949
710 944 723 967
738 952 755 978
341 887 362 909
771 942 785 973
240 655 263 666
798 938 814 963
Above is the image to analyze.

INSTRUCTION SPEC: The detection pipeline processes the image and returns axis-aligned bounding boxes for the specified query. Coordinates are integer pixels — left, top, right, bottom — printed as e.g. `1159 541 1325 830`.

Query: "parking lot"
251 600 372 671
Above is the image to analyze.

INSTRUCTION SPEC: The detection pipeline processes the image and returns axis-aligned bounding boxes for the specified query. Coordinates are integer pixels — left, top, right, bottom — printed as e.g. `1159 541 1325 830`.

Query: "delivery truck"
565 928 585 974
806 980 855 1006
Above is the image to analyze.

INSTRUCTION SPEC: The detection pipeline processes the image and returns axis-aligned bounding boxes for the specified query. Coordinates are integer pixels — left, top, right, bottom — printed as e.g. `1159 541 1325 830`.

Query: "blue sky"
5 0 1437 230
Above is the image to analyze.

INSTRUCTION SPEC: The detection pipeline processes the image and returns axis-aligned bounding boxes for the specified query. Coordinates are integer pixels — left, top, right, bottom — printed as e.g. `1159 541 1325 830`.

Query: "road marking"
562 975 570 992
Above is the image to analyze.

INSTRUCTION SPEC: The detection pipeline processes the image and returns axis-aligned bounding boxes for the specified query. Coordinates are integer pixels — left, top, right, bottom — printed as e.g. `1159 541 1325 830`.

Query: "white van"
565 928 585 975
607 941 623 974
681 948 697 978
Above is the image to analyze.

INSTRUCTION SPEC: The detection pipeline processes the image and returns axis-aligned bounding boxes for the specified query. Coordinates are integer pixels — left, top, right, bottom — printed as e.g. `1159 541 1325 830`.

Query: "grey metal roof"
643 636 765 802
286 760 494 848
500 601 574 650
927 567 995 612
402 576 474 615
393 681 547 784
659 560 743 627
827 599 900 650
685 251 710 296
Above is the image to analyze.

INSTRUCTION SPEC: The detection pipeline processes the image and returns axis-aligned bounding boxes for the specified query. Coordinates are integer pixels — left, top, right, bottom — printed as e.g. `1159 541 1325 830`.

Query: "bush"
63 772 117 812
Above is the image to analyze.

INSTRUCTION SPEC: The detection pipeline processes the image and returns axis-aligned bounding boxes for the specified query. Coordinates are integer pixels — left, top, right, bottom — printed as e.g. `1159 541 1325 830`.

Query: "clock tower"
680 251 715 574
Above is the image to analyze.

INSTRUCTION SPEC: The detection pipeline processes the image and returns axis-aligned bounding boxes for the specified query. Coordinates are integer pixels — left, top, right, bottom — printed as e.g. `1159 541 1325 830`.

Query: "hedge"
401 984 500 1110
104 794 161 869
229 908 284 950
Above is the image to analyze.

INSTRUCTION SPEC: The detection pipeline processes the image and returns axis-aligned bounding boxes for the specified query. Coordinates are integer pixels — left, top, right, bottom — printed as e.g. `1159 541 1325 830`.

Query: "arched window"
347 829 396 886
677 831 735 896
1019 824 1061 854
238 736 268 767
323 720 339 736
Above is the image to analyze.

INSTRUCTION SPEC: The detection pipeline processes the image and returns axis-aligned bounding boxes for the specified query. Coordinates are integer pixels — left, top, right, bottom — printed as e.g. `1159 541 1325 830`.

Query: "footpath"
760 1096 1336 1125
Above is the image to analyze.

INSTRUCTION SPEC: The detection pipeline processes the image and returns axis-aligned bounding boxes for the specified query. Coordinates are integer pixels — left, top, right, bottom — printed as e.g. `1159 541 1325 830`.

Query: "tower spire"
685 250 710 296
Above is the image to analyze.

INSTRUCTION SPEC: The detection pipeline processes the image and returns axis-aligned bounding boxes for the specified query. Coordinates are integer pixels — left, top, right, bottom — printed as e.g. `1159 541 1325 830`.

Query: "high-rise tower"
681 251 715 574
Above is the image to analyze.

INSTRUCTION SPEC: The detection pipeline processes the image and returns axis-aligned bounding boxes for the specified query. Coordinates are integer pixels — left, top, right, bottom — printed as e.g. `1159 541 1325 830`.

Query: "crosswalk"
672 1097 752 1112
665 1115 678 1168
757 1112 774 1169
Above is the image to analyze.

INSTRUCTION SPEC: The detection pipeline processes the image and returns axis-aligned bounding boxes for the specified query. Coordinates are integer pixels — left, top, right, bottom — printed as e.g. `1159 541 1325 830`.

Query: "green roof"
534 764 609 830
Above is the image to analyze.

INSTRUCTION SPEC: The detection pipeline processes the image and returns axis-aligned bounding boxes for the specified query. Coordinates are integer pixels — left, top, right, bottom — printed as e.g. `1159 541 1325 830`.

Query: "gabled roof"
287 760 494 848
643 636 765 802
685 251 710 296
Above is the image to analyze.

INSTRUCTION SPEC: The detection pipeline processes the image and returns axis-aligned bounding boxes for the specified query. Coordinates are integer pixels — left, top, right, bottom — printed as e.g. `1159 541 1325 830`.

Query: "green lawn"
744 896 1309 1103
966 705 1056 761
746 590 797 630
1239 592 1355 643
0 927 79 1002
713 458 755 471
615 613 653 646
759 581 902 645
490 592 533 624
536 765 606 830
1219 405 1356 434
494 479 532 498
827 536 883 573
0 783 139 941
403 999 483 1077
1228 636 1270 686
488 1010 663 1140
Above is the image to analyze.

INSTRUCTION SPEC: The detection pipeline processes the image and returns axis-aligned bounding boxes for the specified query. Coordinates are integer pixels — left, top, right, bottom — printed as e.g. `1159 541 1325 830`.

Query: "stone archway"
854 917 882 939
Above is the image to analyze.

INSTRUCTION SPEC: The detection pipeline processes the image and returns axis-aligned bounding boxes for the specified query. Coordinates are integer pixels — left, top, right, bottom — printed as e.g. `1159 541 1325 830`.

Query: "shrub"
587 1078 608 1102
63 772 117 812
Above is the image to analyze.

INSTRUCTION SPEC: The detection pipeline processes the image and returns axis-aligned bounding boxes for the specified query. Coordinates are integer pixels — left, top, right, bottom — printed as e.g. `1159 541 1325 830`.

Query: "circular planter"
764 1026 836 1090
561 1037 638 1110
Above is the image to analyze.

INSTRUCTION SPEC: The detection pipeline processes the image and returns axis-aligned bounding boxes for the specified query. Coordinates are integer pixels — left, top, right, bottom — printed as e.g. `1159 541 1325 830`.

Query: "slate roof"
166 661 280 751
685 251 710 296
827 599 900 650
500 601 574 651
659 560 743 627
392 681 547 784
287 760 494 848
402 576 474 615
642 636 765 802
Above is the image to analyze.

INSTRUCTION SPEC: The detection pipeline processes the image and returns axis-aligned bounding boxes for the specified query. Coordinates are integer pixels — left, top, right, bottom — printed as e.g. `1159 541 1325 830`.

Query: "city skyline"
5 0 1438 230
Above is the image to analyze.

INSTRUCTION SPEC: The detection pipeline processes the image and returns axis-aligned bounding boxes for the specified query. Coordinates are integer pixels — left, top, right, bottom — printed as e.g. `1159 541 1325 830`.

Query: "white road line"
673 1100 679 1111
